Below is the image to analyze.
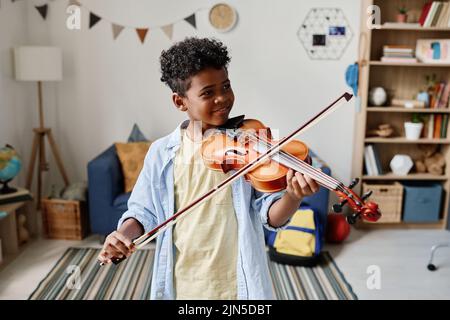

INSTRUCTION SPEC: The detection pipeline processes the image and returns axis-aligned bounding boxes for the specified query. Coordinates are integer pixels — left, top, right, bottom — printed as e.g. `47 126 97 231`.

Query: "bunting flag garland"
161 24 174 40
184 13 196 29
89 12 101 29
5 0 203 44
111 23 125 40
136 28 149 44
35 4 48 20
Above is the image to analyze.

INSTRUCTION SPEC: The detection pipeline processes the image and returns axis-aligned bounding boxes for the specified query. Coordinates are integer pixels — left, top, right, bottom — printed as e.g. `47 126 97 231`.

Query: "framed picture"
415 39 450 63
329 26 346 36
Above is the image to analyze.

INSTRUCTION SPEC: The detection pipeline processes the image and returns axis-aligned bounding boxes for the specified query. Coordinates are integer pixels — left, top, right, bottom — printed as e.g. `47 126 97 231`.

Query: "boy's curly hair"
160 37 231 96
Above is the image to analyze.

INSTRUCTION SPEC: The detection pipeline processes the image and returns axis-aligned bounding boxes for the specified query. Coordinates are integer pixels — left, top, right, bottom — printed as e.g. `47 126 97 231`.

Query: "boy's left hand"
286 168 320 201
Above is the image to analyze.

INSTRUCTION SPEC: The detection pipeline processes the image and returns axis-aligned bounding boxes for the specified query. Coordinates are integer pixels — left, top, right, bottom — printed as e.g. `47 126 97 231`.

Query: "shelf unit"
354 0 450 229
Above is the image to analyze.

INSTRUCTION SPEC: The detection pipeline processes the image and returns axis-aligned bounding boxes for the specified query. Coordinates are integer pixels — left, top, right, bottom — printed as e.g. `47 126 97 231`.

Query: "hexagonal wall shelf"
297 8 353 60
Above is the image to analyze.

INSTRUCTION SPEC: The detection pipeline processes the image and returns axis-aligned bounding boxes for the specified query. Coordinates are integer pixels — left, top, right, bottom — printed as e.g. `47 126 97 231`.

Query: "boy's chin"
208 115 230 127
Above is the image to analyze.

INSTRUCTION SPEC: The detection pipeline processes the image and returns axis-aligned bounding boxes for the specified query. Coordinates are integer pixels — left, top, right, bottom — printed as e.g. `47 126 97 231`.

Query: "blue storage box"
402 182 443 222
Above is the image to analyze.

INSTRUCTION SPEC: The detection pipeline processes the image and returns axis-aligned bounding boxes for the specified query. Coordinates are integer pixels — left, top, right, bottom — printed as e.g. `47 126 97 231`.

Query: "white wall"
0 0 34 187
4 0 361 205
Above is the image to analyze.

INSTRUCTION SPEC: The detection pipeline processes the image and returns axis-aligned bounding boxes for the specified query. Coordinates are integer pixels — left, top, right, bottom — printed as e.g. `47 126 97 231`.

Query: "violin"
202 117 381 224
101 92 381 266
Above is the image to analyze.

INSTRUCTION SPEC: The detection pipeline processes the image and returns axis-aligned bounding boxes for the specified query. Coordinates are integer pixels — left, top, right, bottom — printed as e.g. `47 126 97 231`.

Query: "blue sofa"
87 145 331 236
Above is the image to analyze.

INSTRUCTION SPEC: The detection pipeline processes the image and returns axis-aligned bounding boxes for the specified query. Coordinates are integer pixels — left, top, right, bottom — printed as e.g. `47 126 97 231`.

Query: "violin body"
202 119 309 193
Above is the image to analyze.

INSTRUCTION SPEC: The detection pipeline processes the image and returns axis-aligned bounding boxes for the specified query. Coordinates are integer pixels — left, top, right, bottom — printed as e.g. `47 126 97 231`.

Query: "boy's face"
173 67 234 130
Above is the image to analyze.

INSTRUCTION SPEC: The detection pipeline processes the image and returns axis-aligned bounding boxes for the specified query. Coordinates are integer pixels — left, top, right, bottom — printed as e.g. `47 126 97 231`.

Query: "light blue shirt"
118 119 289 300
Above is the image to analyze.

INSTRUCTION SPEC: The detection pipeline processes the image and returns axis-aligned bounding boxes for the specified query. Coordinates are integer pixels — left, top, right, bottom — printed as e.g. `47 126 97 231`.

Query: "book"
364 146 375 176
367 144 379 176
433 82 445 108
424 2 438 27
371 144 384 175
437 2 449 27
380 57 418 63
431 2 443 27
0 187 33 206
438 83 450 108
419 1 433 26
434 114 443 138
441 114 449 138
428 114 435 138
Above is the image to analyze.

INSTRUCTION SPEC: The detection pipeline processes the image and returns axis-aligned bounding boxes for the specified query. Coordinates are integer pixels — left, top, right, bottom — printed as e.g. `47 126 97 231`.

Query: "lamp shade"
14 46 62 81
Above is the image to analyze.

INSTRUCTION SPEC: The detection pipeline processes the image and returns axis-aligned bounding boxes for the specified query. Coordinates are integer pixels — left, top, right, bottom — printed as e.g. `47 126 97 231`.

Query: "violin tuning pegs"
332 203 343 213
348 178 360 189
346 214 359 225
332 199 348 213
362 190 373 201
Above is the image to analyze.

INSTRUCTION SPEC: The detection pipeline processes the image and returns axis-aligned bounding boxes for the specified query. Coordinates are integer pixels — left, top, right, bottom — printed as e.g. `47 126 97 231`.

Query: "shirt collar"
165 119 190 150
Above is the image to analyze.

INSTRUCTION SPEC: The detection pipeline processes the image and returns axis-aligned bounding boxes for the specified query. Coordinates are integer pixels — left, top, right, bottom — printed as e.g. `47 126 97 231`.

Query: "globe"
0 144 22 194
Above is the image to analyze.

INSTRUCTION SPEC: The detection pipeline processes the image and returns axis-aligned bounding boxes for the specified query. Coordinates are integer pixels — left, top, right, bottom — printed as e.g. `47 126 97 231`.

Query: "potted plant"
396 6 408 23
404 113 424 140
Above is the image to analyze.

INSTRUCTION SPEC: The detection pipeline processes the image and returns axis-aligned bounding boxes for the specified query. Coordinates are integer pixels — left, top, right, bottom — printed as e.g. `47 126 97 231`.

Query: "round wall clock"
209 3 238 32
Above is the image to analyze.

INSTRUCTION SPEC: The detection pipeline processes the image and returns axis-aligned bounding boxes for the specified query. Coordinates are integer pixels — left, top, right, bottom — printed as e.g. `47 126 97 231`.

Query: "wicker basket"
41 198 89 240
362 182 403 223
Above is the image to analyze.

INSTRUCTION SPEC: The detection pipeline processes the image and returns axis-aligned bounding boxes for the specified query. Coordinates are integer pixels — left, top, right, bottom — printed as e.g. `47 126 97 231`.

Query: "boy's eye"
202 90 212 96
224 84 231 90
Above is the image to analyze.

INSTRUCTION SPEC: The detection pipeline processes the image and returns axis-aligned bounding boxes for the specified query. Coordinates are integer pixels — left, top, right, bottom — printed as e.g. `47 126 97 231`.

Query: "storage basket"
41 198 89 240
362 182 403 223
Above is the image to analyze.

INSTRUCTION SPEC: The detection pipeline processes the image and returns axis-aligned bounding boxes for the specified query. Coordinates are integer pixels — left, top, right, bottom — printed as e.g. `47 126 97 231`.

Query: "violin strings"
244 131 336 188
244 132 347 193
243 131 337 187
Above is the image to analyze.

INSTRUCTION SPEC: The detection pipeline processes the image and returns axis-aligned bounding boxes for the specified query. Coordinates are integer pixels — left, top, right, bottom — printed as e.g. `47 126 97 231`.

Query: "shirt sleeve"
251 188 292 231
117 147 158 234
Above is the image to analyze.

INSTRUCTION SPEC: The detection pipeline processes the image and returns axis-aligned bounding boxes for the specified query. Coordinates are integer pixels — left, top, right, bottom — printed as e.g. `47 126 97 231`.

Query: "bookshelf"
353 0 450 229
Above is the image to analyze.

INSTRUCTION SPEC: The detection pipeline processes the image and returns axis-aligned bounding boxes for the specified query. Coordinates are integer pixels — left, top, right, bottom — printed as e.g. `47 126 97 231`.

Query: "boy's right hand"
98 231 135 265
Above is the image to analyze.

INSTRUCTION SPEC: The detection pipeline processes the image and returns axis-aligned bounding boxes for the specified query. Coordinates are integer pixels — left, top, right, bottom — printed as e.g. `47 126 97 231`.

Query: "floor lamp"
14 46 70 209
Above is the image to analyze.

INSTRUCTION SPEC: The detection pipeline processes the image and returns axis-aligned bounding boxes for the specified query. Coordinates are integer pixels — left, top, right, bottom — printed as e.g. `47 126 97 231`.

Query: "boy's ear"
172 93 188 112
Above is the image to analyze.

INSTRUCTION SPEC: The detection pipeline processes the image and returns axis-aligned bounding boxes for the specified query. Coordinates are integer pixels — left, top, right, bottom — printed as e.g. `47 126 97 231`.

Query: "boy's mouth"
214 105 231 114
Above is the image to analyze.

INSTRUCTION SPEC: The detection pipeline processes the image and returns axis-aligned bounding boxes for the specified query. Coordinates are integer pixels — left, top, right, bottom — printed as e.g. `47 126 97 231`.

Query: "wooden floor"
0 229 449 300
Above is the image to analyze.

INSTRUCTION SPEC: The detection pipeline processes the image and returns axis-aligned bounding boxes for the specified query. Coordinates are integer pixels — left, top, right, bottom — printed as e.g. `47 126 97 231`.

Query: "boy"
98 37 320 299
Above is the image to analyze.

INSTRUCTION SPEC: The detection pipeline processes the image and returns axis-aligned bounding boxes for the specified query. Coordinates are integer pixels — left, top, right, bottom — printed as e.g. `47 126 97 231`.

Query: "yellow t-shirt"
173 129 238 300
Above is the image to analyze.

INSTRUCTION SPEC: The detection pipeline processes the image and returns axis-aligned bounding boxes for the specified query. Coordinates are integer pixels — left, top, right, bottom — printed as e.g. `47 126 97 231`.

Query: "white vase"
404 122 423 140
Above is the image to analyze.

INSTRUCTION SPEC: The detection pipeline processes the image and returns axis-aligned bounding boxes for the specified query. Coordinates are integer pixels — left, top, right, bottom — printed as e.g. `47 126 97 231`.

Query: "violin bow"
101 92 354 265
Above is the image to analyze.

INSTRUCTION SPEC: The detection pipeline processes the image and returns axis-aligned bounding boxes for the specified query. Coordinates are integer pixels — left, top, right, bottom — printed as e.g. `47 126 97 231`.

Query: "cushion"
113 192 131 211
127 123 149 142
115 142 151 193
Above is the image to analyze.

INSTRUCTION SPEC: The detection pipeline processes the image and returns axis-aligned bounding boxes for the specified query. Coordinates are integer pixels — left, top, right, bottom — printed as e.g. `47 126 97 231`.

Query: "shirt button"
156 292 163 298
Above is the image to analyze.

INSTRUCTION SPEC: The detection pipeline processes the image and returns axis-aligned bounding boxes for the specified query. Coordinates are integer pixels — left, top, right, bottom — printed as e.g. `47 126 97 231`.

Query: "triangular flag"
112 23 124 40
34 4 48 20
136 28 149 44
161 24 173 40
68 0 81 6
89 12 101 29
184 13 196 29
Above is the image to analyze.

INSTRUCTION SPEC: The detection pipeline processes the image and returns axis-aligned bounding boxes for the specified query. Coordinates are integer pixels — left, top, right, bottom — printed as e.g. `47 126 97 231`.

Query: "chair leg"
427 243 450 271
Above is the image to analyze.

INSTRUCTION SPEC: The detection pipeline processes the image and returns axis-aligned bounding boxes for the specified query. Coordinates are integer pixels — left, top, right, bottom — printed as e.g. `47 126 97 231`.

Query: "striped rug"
29 248 357 300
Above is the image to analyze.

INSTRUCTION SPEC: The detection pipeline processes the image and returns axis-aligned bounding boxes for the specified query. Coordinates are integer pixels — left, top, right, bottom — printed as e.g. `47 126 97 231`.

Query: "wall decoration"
208 3 238 32
4 0 203 44
297 8 353 60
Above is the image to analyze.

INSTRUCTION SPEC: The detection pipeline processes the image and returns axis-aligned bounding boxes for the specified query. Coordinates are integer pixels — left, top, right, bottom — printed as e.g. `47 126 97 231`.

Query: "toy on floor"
326 213 350 243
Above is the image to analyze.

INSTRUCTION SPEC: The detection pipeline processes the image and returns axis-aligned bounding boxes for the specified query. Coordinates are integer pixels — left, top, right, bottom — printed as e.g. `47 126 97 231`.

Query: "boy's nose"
214 96 225 104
